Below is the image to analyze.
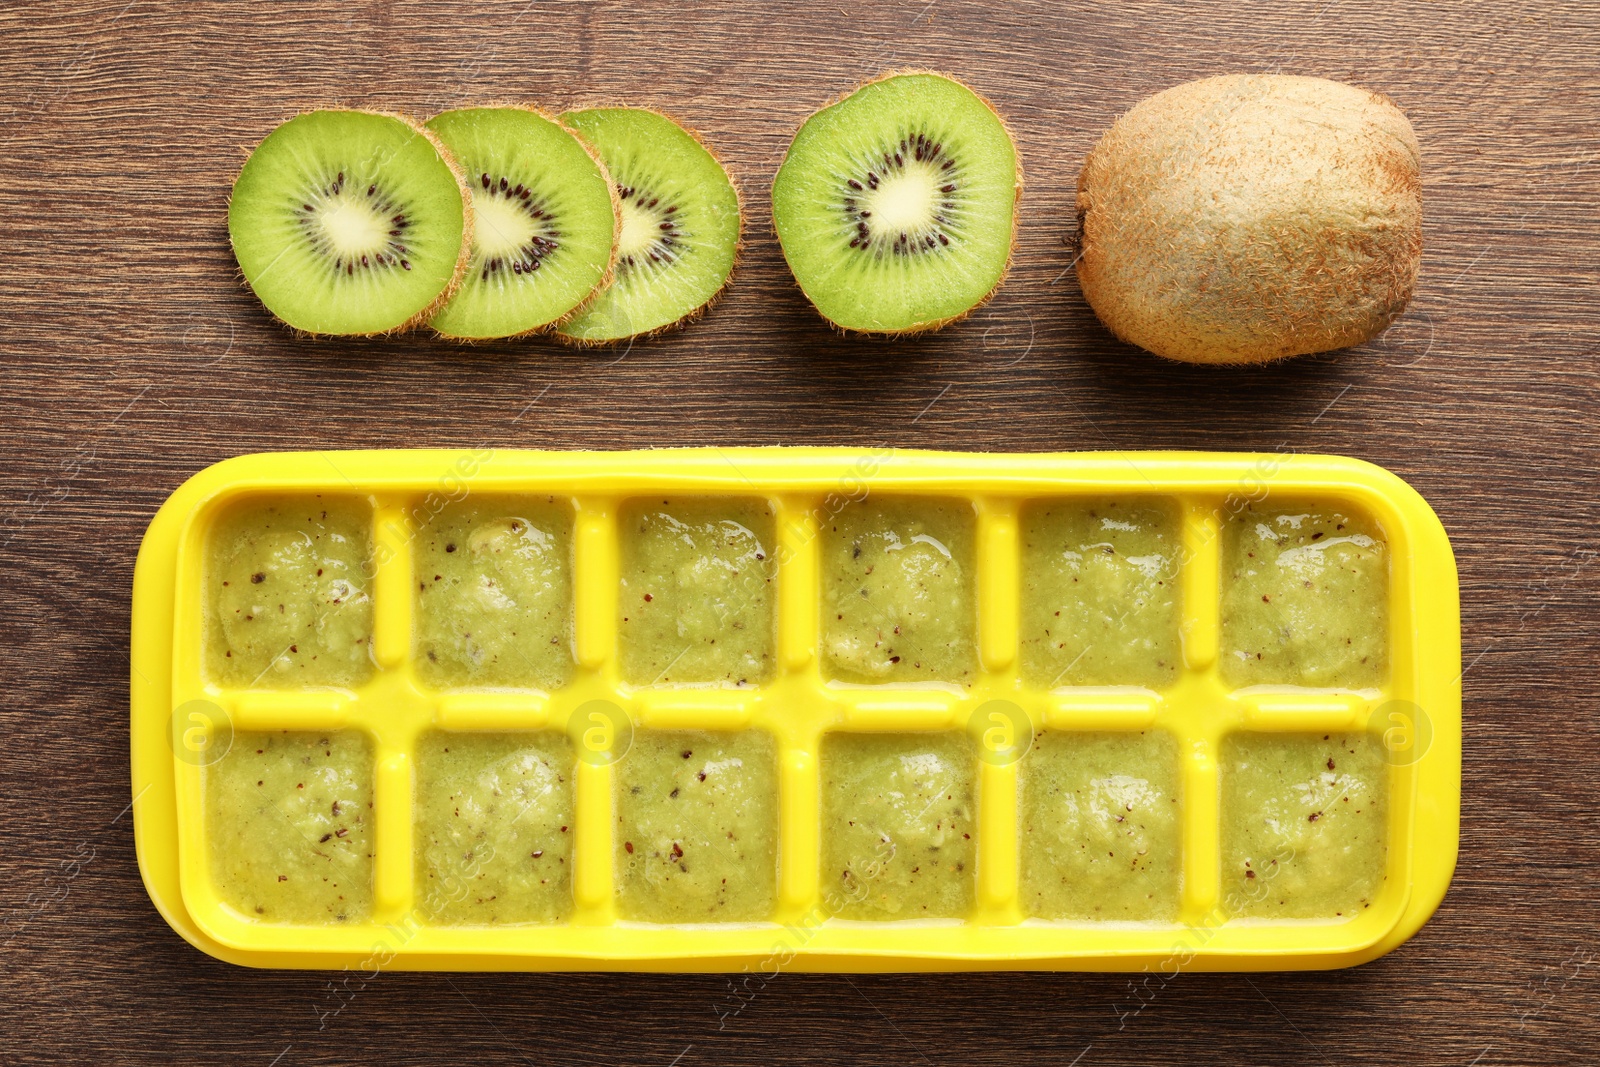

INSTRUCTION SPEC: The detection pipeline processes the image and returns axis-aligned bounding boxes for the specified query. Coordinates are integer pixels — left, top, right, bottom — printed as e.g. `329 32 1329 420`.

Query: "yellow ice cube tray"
131 448 1460 971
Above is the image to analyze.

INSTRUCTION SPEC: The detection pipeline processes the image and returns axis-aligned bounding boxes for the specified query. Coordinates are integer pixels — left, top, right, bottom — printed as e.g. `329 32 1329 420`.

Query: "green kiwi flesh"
771 72 1021 334
228 110 468 335
554 108 741 344
425 107 620 339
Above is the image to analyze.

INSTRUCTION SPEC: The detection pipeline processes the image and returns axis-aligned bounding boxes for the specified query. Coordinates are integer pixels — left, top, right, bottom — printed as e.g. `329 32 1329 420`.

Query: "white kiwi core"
472 191 542 259
617 197 658 260
317 196 391 257
860 167 941 235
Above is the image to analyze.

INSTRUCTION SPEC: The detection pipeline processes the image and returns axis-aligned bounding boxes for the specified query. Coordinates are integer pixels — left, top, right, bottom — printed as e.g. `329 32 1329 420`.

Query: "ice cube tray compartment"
131 449 1460 971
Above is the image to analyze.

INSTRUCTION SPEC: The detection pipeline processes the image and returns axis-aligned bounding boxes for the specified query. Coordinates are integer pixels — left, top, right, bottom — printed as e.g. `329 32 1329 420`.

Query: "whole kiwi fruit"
1075 74 1422 365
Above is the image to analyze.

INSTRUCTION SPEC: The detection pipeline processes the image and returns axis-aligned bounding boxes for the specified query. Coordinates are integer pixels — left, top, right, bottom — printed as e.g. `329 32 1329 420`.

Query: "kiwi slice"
425 107 620 339
771 72 1022 334
228 110 469 335
554 108 741 344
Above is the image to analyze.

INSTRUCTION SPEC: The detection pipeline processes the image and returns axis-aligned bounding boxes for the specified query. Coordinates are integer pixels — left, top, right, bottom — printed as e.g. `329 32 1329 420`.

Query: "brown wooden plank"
1 0 1597 1062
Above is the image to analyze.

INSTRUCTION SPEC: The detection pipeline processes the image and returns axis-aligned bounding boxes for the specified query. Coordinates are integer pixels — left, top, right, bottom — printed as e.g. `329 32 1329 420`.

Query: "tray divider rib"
772 494 824 924
975 494 1022 923
1175 496 1224 925
570 494 620 922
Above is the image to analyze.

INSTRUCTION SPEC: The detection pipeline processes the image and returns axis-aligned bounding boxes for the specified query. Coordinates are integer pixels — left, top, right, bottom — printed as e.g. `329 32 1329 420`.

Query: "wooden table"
3 2 1596 1063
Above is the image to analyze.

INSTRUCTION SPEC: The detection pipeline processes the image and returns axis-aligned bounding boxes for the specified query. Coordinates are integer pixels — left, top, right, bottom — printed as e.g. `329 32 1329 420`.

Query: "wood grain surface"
2 1 1597 1064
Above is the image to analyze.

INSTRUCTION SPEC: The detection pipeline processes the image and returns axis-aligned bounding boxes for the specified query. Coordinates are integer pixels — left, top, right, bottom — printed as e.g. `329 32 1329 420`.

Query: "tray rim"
130 447 1461 972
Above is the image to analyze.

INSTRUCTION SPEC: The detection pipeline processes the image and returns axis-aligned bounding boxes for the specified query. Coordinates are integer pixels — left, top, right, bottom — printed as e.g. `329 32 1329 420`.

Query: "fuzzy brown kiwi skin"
550 105 746 349
1074 74 1421 366
228 109 474 339
772 68 1025 339
423 102 623 343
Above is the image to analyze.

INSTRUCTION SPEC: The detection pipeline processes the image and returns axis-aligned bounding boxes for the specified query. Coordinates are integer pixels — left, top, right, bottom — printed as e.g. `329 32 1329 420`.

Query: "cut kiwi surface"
228 110 469 335
771 72 1021 334
554 108 741 344
425 107 620 340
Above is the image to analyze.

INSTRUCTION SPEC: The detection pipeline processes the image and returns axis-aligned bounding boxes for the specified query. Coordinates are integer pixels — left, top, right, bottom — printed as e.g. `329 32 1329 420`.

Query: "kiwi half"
554 108 741 344
771 71 1021 335
228 110 470 335
425 107 620 339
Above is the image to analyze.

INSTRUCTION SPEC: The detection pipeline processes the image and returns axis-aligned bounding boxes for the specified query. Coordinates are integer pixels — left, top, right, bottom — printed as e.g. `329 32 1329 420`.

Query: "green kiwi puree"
614 731 779 922
1221 733 1388 919
206 731 373 923
1221 505 1388 688
822 498 977 685
414 498 574 690
821 732 976 919
1020 499 1182 689
412 731 575 924
619 499 776 686
206 497 374 687
199 492 1393 927
1020 731 1181 920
